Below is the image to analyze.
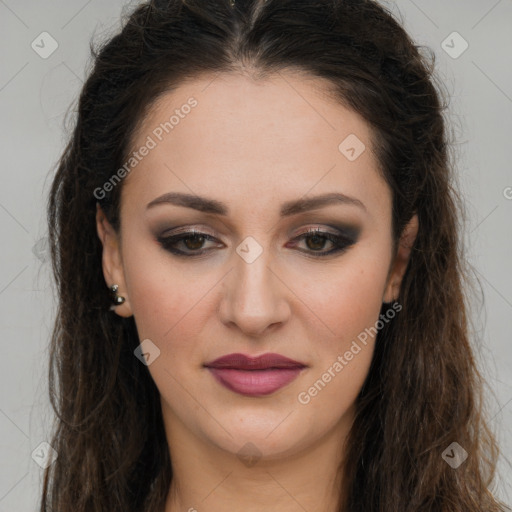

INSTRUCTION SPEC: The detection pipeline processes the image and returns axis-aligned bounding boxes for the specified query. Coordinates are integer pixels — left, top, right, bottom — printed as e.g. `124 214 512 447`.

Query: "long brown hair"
42 0 510 510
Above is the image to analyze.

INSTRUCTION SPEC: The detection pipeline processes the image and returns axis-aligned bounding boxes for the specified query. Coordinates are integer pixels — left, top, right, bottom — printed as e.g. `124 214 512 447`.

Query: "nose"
218 246 291 338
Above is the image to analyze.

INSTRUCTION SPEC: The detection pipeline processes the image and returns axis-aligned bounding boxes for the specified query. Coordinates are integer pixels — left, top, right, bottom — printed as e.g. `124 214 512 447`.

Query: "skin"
96 70 418 512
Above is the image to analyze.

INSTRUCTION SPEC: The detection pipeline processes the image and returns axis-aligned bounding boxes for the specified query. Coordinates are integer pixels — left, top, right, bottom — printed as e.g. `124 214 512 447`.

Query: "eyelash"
157 227 356 258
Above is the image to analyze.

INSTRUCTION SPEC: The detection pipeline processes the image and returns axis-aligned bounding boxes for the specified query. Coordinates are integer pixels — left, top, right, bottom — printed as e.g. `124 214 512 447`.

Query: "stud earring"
110 284 126 306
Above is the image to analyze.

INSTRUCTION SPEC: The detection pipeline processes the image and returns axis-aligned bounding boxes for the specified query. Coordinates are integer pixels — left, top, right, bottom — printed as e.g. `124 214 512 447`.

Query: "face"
97 71 418 462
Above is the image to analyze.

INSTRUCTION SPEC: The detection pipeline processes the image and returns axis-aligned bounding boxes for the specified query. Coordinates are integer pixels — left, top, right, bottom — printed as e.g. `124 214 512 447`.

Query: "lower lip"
206 367 304 397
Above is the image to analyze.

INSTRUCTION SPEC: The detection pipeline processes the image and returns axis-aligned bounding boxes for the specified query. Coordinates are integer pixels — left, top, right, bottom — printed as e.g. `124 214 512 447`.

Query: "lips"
204 353 307 397
204 352 306 370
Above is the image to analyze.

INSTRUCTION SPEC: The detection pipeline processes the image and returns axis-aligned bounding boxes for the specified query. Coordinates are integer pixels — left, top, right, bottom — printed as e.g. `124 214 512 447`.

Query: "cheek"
292 262 386 426
122 241 220 356
295 254 390 343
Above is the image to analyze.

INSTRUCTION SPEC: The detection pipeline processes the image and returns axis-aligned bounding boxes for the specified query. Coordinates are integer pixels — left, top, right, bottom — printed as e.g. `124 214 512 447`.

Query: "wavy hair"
42 0 509 510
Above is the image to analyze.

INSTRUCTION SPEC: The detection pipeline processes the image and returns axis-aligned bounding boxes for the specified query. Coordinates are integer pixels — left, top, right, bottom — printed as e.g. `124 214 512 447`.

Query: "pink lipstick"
204 353 307 397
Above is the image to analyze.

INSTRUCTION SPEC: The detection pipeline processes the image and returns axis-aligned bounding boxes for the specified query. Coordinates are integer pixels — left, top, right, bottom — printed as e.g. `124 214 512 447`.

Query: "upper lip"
204 353 307 370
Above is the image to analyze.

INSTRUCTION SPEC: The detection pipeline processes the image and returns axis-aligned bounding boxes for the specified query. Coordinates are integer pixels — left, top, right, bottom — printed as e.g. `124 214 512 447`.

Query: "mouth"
203 353 307 397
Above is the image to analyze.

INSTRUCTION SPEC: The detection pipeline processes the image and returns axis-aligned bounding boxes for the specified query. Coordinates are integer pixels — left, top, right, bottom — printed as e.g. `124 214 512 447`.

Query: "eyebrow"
146 191 366 216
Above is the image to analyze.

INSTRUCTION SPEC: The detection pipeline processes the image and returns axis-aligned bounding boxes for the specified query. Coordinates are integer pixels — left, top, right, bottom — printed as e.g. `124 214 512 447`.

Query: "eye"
157 229 222 257
289 228 357 257
157 226 358 258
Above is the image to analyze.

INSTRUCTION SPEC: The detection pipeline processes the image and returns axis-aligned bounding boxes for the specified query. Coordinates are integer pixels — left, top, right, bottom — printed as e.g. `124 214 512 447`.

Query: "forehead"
122 71 390 221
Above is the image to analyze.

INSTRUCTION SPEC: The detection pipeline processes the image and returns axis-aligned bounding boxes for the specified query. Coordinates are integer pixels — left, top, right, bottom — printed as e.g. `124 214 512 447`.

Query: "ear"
96 203 133 318
383 214 419 303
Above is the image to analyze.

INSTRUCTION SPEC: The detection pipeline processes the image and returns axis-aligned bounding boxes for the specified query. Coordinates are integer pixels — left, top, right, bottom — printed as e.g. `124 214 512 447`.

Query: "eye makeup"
155 223 361 259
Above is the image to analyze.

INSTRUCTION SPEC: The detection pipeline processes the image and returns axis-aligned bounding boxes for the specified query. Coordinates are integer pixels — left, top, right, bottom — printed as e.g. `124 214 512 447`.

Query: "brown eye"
158 230 221 256
182 234 208 251
304 233 331 251
290 228 357 257
158 227 358 258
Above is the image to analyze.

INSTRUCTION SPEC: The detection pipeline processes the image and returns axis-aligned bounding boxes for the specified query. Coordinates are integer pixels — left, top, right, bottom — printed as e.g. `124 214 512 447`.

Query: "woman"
41 0 510 510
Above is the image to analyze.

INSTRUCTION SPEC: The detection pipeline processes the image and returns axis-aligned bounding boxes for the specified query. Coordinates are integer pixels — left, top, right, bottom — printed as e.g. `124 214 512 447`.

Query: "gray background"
0 0 511 509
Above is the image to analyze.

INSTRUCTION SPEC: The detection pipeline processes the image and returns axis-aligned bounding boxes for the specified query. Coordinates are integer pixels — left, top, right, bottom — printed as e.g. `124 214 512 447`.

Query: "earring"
110 284 126 306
